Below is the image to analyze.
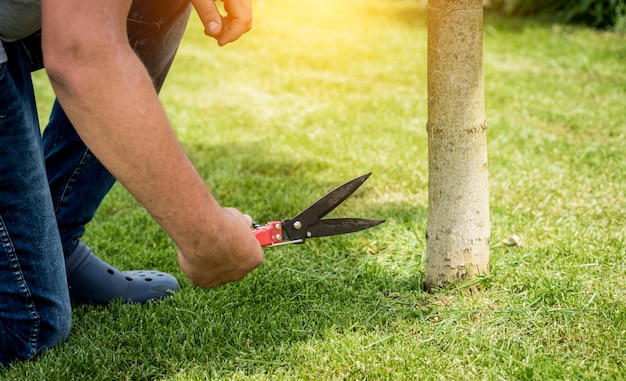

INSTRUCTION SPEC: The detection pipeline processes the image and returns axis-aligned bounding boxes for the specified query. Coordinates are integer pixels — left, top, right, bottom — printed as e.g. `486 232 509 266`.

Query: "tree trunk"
425 0 490 292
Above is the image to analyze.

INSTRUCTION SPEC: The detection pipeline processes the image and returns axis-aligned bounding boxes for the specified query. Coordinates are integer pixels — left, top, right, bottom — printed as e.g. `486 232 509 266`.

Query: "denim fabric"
0 42 72 365
0 0 191 364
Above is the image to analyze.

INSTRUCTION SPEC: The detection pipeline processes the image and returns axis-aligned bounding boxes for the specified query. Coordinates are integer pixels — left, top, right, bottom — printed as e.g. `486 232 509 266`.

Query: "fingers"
223 207 253 226
242 213 253 226
217 0 252 46
191 0 252 46
190 0 223 37
178 207 264 289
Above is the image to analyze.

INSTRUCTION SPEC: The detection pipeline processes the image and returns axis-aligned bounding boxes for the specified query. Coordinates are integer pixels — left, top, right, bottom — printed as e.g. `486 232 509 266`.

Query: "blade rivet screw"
274 223 282 231
275 234 282 241
293 221 302 230
307 231 312 237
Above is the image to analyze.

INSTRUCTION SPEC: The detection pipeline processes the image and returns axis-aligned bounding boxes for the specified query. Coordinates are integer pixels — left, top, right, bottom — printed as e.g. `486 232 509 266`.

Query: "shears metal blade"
254 173 385 247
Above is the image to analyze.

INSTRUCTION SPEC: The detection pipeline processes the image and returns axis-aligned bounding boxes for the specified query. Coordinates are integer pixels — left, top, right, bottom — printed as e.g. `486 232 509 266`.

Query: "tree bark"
425 0 490 292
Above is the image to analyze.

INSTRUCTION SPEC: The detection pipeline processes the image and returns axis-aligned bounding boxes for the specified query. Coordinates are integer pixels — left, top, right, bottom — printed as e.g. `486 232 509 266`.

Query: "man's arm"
41 0 263 289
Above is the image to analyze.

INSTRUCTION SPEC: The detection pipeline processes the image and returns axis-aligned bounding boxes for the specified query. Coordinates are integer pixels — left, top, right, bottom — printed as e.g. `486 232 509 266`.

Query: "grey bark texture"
425 0 490 291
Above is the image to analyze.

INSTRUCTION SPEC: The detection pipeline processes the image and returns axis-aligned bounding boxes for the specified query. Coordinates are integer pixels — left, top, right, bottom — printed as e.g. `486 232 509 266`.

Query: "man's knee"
43 302 73 348
37 297 72 358
0 302 72 365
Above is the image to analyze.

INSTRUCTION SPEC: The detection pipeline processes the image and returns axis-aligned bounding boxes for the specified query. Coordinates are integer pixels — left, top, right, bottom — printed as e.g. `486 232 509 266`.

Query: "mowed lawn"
3 0 625 379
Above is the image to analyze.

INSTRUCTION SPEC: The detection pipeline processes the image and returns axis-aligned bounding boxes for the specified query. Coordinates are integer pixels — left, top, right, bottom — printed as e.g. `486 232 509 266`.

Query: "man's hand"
177 207 264 289
191 0 252 46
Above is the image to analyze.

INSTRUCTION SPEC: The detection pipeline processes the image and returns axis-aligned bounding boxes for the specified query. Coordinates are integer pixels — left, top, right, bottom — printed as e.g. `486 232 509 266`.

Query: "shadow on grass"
52 141 431 378
65 243 431 378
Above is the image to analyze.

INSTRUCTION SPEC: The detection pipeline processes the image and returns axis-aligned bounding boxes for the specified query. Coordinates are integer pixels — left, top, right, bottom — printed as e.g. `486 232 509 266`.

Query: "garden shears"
253 173 385 247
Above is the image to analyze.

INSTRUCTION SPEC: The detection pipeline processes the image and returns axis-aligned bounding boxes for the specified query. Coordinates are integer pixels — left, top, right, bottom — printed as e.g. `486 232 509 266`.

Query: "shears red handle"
252 174 385 248
254 221 300 247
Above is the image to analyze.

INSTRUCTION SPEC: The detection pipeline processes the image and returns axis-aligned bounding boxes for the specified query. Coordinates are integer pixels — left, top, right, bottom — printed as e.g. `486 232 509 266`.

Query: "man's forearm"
46 42 219 251
42 0 264 287
46 44 263 287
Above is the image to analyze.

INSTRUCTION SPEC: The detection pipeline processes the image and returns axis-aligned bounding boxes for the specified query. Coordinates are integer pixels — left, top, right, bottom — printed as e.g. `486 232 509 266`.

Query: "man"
0 0 264 364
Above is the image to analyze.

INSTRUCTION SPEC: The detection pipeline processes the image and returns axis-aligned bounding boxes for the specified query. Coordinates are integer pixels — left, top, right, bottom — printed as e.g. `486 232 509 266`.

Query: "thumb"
191 0 223 37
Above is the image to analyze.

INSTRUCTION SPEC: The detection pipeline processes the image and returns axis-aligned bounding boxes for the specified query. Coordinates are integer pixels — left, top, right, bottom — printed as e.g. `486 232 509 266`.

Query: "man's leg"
0 42 71 365
39 0 192 304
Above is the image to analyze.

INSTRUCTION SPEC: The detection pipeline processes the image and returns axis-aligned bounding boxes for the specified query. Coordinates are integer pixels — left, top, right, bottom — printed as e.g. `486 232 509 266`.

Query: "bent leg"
39 0 192 304
0 43 71 365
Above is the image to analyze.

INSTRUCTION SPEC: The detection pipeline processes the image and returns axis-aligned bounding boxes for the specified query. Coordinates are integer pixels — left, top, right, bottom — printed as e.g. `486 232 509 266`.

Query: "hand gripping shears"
253 173 385 247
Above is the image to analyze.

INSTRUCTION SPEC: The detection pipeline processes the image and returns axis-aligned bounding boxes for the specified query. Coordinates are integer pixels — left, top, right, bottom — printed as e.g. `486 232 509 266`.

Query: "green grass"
4 0 626 379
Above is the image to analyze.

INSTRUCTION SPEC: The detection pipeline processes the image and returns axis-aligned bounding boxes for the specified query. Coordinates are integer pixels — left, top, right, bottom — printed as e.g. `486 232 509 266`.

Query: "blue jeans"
0 0 191 364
